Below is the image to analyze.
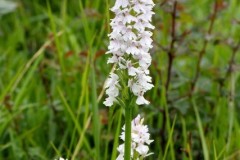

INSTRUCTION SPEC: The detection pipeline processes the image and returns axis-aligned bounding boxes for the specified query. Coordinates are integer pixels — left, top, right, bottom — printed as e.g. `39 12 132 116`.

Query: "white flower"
117 115 153 159
104 0 155 106
136 143 149 155
129 71 154 105
55 157 67 160
111 0 130 11
136 95 149 105
107 55 118 64
126 61 138 76
104 73 120 107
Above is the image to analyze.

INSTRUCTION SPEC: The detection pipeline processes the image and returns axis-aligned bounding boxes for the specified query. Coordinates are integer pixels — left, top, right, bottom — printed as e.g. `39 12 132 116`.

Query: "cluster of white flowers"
117 115 153 160
104 0 155 107
55 157 67 160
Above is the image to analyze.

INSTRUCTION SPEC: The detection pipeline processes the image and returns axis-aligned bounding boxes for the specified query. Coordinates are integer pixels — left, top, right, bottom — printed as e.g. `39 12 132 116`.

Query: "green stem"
124 105 132 160
192 98 209 160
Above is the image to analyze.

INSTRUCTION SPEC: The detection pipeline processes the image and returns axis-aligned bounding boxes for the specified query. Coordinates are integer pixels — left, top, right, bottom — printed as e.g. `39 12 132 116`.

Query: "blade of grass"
163 115 177 160
14 55 42 108
226 72 238 152
104 107 114 160
180 116 189 160
160 87 175 160
90 55 100 160
72 114 92 160
59 87 92 158
0 31 63 104
213 141 217 160
111 108 123 160
57 87 82 134
47 1 65 73
192 98 209 160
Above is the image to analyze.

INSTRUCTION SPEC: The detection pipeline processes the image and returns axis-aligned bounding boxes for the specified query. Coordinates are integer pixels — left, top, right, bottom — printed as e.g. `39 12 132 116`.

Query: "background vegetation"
0 0 240 159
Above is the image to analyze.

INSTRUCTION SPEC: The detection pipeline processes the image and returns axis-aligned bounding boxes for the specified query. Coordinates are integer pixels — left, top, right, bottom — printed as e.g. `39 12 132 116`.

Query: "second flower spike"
117 114 154 160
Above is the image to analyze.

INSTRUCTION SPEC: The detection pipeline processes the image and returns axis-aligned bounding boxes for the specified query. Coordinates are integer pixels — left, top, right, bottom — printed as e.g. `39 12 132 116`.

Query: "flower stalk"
125 104 132 160
104 0 155 159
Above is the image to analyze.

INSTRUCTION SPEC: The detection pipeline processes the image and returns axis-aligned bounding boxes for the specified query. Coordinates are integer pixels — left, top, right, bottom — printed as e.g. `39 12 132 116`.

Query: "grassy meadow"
0 0 240 159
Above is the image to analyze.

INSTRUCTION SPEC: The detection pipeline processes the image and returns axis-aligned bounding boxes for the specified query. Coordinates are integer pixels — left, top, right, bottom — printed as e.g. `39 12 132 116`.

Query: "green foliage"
0 0 240 160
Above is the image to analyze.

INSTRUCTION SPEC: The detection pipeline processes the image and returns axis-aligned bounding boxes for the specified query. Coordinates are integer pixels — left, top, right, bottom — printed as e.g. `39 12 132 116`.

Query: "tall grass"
0 0 240 159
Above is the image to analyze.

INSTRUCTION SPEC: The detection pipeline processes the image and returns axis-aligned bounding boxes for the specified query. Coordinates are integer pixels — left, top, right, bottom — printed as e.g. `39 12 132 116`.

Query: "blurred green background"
0 0 240 159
